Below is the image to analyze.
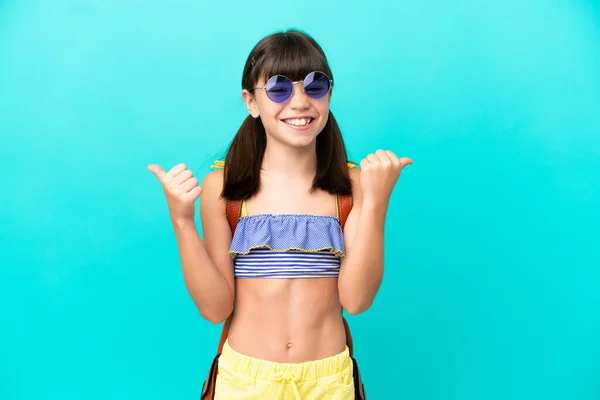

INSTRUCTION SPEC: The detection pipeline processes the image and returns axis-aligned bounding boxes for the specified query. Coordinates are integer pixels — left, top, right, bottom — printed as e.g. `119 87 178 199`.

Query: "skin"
148 76 413 363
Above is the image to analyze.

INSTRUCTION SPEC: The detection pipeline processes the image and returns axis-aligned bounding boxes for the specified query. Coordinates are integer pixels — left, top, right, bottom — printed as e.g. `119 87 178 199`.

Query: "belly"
227 277 347 362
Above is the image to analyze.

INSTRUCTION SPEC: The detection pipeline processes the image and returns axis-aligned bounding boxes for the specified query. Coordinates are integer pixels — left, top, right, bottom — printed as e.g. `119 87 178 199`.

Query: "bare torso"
226 174 347 362
228 278 347 362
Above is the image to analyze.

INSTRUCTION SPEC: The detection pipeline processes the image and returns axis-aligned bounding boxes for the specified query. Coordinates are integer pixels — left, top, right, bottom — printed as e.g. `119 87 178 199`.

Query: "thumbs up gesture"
360 150 412 205
147 163 202 221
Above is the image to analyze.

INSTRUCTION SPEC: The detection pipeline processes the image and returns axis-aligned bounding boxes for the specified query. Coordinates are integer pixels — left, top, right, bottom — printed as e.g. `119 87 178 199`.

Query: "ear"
242 89 260 118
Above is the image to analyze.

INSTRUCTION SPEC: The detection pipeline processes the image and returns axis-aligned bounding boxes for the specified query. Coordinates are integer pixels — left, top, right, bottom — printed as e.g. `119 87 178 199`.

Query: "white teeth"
284 118 312 126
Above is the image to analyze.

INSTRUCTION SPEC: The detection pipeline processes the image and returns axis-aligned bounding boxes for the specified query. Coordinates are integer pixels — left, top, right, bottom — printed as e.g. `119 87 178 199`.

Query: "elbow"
340 296 373 315
198 302 234 325
202 312 227 325
344 302 372 315
339 279 376 315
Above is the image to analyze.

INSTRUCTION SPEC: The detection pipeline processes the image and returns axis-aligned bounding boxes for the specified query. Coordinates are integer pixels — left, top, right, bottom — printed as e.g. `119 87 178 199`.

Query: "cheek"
316 97 330 113
316 101 330 123
257 100 284 120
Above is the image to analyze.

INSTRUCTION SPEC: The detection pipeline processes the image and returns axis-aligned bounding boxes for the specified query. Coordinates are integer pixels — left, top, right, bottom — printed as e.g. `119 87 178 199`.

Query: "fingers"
361 150 412 170
149 163 196 185
171 169 193 185
362 151 393 169
367 153 380 164
150 162 201 196
375 150 394 169
180 177 199 193
165 163 188 181
147 164 166 181
184 186 202 201
383 151 413 169
384 150 401 168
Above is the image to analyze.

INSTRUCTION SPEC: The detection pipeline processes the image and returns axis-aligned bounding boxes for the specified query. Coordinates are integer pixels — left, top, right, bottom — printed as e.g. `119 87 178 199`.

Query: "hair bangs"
259 46 328 83
247 31 332 88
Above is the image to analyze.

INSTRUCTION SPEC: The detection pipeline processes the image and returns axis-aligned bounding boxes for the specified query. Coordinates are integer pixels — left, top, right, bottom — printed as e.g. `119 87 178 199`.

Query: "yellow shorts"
215 340 355 400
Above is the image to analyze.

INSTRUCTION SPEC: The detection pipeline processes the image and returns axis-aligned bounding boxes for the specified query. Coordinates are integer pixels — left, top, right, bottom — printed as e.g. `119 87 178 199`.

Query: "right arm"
148 164 234 324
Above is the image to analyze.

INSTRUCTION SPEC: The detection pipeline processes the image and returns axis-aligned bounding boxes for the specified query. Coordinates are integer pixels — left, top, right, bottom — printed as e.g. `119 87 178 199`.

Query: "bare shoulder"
200 169 227 226
202 169 224 194
200 169 225 204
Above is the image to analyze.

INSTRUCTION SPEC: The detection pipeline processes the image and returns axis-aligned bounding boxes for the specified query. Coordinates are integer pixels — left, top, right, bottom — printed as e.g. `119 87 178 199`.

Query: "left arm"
338 150 413 315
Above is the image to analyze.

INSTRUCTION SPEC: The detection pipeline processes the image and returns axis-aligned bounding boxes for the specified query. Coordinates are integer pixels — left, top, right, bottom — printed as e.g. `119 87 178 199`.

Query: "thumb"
147 164 166 181
400 157 413 167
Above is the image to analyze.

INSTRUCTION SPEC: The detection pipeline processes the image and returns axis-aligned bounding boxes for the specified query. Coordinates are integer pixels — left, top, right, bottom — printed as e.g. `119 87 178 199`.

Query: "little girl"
149 29 412 400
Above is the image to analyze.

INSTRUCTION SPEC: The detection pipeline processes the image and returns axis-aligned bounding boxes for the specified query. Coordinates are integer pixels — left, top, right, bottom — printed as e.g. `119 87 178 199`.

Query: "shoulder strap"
226 199 243 234
217 315 232 355
337 194 353 230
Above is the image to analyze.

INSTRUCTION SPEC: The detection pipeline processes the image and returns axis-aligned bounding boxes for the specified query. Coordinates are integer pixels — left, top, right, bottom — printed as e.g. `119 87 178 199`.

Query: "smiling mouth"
282 117 314 127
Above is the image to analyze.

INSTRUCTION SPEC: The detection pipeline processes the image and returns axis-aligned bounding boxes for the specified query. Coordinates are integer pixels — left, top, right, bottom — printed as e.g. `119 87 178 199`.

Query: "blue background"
1 1 599 399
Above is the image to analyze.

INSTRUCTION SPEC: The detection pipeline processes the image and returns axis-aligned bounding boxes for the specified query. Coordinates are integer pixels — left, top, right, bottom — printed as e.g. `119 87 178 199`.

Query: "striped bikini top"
211 160 354 279
228 198 349 279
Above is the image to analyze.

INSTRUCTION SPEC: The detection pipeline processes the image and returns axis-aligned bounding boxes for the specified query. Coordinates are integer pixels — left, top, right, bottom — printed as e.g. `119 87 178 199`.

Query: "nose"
288 82 309 110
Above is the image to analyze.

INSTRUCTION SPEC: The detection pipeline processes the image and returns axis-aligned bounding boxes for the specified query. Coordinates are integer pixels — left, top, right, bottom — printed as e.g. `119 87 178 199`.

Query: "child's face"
242 77 331 148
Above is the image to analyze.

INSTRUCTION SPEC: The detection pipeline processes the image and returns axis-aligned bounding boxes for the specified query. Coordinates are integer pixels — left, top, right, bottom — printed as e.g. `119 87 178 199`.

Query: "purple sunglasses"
252 71 333 103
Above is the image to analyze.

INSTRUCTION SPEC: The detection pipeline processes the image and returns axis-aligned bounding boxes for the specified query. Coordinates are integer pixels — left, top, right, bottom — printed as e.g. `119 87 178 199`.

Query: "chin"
279 133 316 148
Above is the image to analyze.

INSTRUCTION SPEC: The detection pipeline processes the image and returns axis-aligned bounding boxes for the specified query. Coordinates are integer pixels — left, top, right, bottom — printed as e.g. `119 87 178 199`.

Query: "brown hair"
221 29 352 200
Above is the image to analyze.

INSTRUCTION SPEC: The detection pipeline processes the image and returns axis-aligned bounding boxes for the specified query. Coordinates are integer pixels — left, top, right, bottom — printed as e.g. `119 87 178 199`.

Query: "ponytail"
221 116 266 200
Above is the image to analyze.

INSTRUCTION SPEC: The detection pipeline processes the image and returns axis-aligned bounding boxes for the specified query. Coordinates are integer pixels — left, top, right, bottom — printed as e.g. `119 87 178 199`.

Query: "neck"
261 139 317 179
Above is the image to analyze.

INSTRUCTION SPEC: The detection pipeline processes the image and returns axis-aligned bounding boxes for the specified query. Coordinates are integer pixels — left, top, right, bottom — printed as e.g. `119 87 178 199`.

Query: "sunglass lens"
303 72 331 99
265 75 293 103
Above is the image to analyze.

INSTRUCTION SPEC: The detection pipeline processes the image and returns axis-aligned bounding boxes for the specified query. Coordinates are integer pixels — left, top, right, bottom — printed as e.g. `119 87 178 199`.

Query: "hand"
360 150 412 205
147 163 202 221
